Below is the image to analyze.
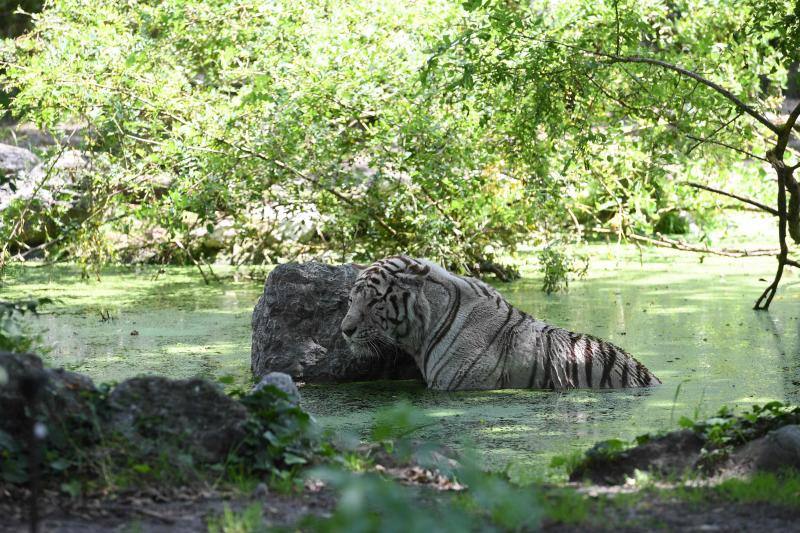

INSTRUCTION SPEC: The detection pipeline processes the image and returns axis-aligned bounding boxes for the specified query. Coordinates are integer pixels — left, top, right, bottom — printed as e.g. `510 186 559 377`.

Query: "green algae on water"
3 247 800 481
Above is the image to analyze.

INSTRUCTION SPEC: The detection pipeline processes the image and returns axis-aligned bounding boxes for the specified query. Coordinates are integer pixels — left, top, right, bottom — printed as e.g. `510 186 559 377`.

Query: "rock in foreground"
107 376 250 464
0 352 315 485
732 424 800 473
0 351 96 448
251 262 421 383
570 404 800 484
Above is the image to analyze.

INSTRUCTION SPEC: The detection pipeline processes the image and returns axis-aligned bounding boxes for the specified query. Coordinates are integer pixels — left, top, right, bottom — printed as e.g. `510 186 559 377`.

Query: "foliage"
0 380 107 486
0 380 323 495
574 437 631 473
301 400 542 532
549 449 587 477
647 470 800 509
303 468 472 533
0 0 539 273
711 470 800 508
425 0 797 243
371 401 432 443
1 0 796 289
0 297 50 353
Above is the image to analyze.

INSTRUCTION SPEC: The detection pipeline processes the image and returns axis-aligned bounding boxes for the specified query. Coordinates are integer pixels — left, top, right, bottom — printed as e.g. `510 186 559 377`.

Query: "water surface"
4 247 800 481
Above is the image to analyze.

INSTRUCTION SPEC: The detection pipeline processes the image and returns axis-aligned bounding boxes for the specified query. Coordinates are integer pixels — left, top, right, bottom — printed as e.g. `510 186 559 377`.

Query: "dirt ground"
547 497 800 532
2 484 799 532
0 486 337 532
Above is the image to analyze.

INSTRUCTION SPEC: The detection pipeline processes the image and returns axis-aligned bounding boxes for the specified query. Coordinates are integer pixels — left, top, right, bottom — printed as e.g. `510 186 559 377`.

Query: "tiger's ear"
397 263 430 287
407 263 430 276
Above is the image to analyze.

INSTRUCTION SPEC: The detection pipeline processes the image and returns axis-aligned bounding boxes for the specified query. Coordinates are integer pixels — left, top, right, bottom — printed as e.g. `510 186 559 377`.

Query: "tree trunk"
755 157 792 310
786 172 800 244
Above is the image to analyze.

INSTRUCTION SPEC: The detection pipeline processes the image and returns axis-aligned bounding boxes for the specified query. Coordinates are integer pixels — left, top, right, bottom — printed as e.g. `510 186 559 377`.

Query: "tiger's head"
341 257 430 359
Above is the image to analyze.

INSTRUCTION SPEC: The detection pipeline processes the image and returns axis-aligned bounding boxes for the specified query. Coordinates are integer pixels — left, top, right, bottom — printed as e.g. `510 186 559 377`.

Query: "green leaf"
282 453 307 465
49 458 70 471
463 0 483 12
132 463 152 474
60 480 82 498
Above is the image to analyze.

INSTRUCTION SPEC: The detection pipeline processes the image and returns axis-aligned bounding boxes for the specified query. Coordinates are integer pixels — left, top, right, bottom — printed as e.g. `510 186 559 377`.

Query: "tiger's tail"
536 326 660 389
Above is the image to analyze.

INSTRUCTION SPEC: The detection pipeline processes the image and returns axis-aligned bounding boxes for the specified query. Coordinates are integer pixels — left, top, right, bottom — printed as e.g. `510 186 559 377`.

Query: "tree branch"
776 99 800 158
786 257 800 269
683 133 768 161
682 181 779 216
785 99 800 133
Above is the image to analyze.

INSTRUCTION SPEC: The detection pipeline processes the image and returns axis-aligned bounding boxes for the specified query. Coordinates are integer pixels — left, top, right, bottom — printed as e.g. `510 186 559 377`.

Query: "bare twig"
686 112 743 155
682 134 768 161
785 257 800 269
173 239 217 284
776 99 800 157
612 0 621 56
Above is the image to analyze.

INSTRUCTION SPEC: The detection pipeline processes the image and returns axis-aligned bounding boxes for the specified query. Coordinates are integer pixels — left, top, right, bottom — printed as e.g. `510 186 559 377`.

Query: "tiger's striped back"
341 255 660 391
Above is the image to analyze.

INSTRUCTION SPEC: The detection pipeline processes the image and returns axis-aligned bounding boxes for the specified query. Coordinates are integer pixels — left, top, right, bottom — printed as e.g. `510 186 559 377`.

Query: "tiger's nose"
342 324 356 337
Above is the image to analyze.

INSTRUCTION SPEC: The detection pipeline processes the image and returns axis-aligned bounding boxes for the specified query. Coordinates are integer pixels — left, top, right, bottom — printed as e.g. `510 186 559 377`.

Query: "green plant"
206 503 265 533
539 487 591 525
678 401 800 471
713 471 800 508
370 400 433 458
549 450 585 477
537 243 588 294
569 401 800 480
0 378 326 497
0 297 51 353
229 385 323 479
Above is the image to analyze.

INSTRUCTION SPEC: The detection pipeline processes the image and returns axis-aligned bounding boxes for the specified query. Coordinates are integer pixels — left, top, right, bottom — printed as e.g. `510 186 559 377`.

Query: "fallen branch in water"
588 227 778 257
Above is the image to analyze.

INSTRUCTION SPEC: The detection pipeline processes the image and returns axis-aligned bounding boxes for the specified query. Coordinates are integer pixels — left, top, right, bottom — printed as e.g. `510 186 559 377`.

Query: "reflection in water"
4 248 800 480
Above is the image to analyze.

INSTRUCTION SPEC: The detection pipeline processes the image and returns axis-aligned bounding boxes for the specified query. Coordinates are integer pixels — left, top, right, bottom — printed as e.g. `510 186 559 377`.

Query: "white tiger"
341 255 660 390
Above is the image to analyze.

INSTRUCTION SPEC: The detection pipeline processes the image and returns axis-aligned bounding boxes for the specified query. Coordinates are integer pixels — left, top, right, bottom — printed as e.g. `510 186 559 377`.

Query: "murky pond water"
4 246 800 482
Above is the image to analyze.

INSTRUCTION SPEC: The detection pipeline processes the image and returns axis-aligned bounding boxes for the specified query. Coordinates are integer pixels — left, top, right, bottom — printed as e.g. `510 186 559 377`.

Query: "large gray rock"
251 262 422 383
0 143 40 179
0 144 41 213
0 149 95 248
107 376 249 464
733 424 800 473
